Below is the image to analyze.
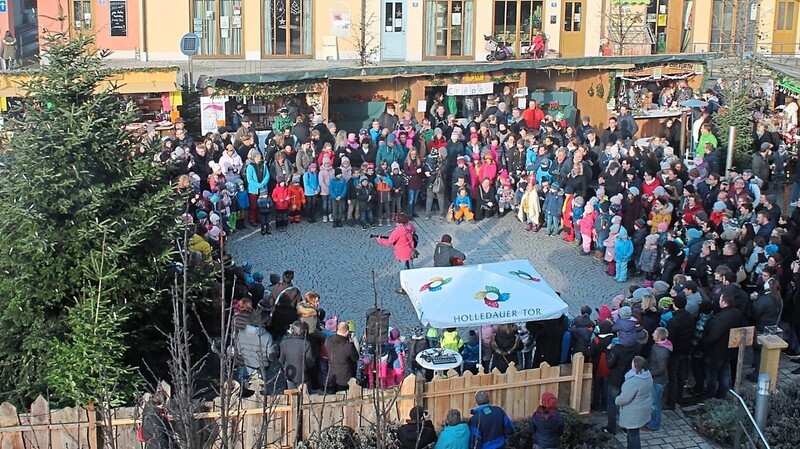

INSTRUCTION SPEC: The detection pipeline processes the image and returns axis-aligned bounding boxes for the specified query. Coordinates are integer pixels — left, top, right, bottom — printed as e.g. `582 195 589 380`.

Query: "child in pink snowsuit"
578 197 598 254
378 328 407 387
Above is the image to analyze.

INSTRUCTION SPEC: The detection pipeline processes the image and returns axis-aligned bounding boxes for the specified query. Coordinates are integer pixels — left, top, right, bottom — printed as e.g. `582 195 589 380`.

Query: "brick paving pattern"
228 213 800 448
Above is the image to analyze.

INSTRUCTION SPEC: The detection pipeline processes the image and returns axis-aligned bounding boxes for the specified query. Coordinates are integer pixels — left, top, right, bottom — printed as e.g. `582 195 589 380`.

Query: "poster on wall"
109 0 127 36
332 12 351 37
446 82 494 96
200 96 229 136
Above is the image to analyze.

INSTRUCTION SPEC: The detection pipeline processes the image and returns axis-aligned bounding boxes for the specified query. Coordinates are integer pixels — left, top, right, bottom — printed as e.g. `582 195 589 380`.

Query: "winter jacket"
279 335 315 386
517 189 541 224
638 245 659 273
666 309 695 355
236 325 277 369
648 340 672 384
189 234 212 262
433 242 466 267
271 185 290 210
612 317 638 348
649 202 673 233
616 369 653 429
614 235 634 263
376 223 417 262
569 314 594 356
376 142 404 166
490 332 522 373
542 191 564 217
751 293 781 334
468 404 515 449
434 422 470 449
324 334 359 388
454 194 472 210
329 177 349 200
246 162 270 195
530 409 565 449
318 166 335 195
701 307 744 360
397 420 438 449
606 342 640 388
302 171 320 196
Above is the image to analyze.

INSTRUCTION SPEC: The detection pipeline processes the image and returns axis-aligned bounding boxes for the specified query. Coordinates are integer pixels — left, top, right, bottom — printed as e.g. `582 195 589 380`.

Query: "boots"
525 222 533 232
390 213 396 222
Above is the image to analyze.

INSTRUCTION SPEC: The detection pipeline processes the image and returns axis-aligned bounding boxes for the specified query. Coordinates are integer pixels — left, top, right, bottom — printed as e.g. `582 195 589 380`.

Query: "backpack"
409 229 420 258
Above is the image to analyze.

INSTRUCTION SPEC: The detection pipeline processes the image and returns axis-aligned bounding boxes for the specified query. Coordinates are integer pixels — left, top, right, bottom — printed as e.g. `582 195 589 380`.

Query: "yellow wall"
405 0 424 61
692 0 712 52
584 0 604 56
474 0 493 60
143 0 190 60
542 1 561 55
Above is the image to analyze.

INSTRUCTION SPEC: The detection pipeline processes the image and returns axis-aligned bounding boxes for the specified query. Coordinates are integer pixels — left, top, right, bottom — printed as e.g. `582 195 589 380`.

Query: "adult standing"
245 149 270 226
404 149 424 217
701 293 744 399
665 295 694 410
424 148 449 219
646 328 671 431
615 356 653 449
529 392 565 449
140 393 176 449
264 270 302 340
375 212 417 294
468 390 515 449
1 31 16 70
324 322 360 392
279 321 315 389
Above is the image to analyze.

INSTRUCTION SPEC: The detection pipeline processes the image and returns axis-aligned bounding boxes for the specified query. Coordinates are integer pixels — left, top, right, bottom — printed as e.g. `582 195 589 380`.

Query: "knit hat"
713 201 727 212
645 234 659 245
597 304 612 322
360 175 368 183
611 215 622 225
657 222 669 232
253 272 264 282
325 316 338 332
694 211 709 223
628 186 640 196
322 156 331 165
618 227 628 237
610 193 623 205
208 226 221 239
391 161 400 170
276 176 286 184
684 184 696 194
658 296 674 310
653 280 670 295
389 328 400 340
573 196 585 207
687 228 702 240
632 288 650 303
292 175 301 184
595 186 606 198
334 168 342 177
541 392 558 410
653 186 667 197
765 194 778 205
612 294 625 310
241 261 253 271
598 320 614 336
387 134 396 142
619 306 632 319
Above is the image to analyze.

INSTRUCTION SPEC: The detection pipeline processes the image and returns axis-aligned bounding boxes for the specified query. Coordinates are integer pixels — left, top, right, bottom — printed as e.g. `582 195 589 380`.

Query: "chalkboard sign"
110 1 127 37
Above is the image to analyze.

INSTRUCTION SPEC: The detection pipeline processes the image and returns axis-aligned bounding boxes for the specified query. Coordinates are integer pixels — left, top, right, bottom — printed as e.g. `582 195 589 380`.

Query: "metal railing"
689 41 799 62
729 389 771 449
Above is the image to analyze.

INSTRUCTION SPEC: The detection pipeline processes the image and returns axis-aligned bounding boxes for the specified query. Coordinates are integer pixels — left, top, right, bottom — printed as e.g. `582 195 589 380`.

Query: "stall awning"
0 73 31 97
114 81 179 94
103 68 180 94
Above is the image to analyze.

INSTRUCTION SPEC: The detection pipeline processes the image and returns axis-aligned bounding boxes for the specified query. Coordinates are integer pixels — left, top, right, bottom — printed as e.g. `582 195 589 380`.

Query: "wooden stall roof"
0 67 180 98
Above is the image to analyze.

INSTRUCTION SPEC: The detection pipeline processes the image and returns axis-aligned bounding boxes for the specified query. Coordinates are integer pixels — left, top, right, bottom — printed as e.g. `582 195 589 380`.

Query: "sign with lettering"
446 82 494 96
109 1 127 37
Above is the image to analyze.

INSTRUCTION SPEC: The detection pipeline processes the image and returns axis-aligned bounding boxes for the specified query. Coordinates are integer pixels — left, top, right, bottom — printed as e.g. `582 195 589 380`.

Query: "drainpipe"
139 0 148 61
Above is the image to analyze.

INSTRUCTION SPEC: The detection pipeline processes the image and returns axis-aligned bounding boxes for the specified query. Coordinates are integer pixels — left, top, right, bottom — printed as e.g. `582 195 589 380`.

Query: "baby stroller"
523 33 546 59
484 35 513 61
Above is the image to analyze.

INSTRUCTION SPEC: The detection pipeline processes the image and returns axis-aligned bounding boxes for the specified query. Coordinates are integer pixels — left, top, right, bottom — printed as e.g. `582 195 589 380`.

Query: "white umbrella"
400 259 568 328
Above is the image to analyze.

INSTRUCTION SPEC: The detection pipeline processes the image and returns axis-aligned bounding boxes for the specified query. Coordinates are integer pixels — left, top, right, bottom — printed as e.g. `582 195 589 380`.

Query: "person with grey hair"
434 409 469 449
468 391 514 449
279 320 314 389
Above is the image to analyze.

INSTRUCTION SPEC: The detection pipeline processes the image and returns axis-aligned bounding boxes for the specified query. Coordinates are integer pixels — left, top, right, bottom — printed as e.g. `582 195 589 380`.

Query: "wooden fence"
0 354 592 449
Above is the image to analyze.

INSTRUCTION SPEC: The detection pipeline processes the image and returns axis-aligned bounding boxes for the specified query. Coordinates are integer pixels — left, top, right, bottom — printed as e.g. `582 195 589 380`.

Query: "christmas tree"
0 33 177 405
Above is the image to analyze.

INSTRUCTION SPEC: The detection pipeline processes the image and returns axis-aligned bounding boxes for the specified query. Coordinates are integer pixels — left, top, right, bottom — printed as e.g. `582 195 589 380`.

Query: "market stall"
400 259 568 328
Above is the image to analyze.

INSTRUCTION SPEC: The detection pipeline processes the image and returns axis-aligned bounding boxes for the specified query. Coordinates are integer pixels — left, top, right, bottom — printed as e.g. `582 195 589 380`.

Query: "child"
561 185 575 241
593 202 612 260
612 305 638 347
614 227 634 282
374 168 393 226
515 179 528 209
518 182 541 232
256 187 272 235
453 187 474 224
460 330 481 374
379 328 406 388
355 175 374 229
287 176 306 223
235 180 250 229
346 167 362 226
389 162 406 221
603 223 621 275
329 168 349 228
638 234 660 285
543 182 565 236
271 177 290 231
302 163 320 223
318 157 335 223
498 177 515 216
578 197 598 254
569 196 585 245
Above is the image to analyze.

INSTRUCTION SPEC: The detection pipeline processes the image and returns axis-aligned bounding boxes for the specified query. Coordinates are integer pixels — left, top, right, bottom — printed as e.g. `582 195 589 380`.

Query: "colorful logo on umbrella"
475 285 511 309
510 270 541 282
419 276 452 292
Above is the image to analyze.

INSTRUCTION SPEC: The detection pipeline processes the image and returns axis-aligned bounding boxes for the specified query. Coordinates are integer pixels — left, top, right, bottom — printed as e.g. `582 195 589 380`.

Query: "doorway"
560 1 585 57
381 0 407 60
773 0 799 55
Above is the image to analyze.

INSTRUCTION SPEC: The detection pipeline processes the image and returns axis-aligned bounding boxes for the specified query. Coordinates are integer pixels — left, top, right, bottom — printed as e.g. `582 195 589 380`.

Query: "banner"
446 82 494 96
200 96 229 135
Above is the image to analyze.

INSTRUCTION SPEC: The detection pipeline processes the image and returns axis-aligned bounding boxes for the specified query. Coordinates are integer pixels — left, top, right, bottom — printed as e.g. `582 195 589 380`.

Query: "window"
563 1 581 32
424 0 475 58
263 0 312 57
191 0 243 57
776 1 796 31
493 0 543 55
72 0 92 30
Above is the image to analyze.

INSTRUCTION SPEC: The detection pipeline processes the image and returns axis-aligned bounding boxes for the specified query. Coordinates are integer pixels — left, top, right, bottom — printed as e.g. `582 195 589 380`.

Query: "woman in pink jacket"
375 212 417 294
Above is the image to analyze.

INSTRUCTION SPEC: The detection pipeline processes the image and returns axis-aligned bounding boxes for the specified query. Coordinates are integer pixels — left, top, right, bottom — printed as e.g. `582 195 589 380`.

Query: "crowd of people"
150 76 800 449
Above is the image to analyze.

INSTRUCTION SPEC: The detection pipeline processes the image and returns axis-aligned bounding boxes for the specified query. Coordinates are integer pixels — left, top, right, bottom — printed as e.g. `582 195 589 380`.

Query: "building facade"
36 0 799 63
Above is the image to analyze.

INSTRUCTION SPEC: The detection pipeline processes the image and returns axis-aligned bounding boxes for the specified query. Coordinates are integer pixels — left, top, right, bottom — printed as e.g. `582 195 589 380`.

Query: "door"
560 1 585 57
381 0 407 60
773 0 799 55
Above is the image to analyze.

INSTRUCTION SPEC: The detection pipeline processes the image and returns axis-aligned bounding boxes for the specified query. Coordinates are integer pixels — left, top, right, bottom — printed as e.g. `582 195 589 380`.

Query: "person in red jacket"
287 176 306 223
271 176 291 230
523 99 546 132
375 212 417 294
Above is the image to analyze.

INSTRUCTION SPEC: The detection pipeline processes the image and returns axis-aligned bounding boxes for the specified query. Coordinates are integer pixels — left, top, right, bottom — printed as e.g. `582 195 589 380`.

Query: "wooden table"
633 109 682 138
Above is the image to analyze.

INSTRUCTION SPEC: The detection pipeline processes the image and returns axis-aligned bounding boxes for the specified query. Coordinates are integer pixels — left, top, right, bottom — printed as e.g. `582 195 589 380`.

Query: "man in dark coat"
396 406 438 449
263 270 302 340
140 393 176 449
701 293 744 399
665 295 695 409
279 321 315 389
324 322 359 392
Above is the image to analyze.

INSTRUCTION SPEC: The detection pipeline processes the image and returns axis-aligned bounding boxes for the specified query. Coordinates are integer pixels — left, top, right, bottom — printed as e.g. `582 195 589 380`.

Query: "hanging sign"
109 1 127 36
446 82 494 96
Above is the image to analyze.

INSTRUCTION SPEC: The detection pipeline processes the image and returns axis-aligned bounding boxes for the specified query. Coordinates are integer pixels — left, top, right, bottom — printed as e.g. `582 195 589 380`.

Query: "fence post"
87 402 98 449
755 374 770 431
569 353 584 412
734 402 743 449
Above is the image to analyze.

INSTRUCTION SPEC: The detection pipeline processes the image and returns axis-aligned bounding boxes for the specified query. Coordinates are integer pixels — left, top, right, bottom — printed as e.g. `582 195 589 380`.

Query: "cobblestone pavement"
228 212 626 332
228 212 800 449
